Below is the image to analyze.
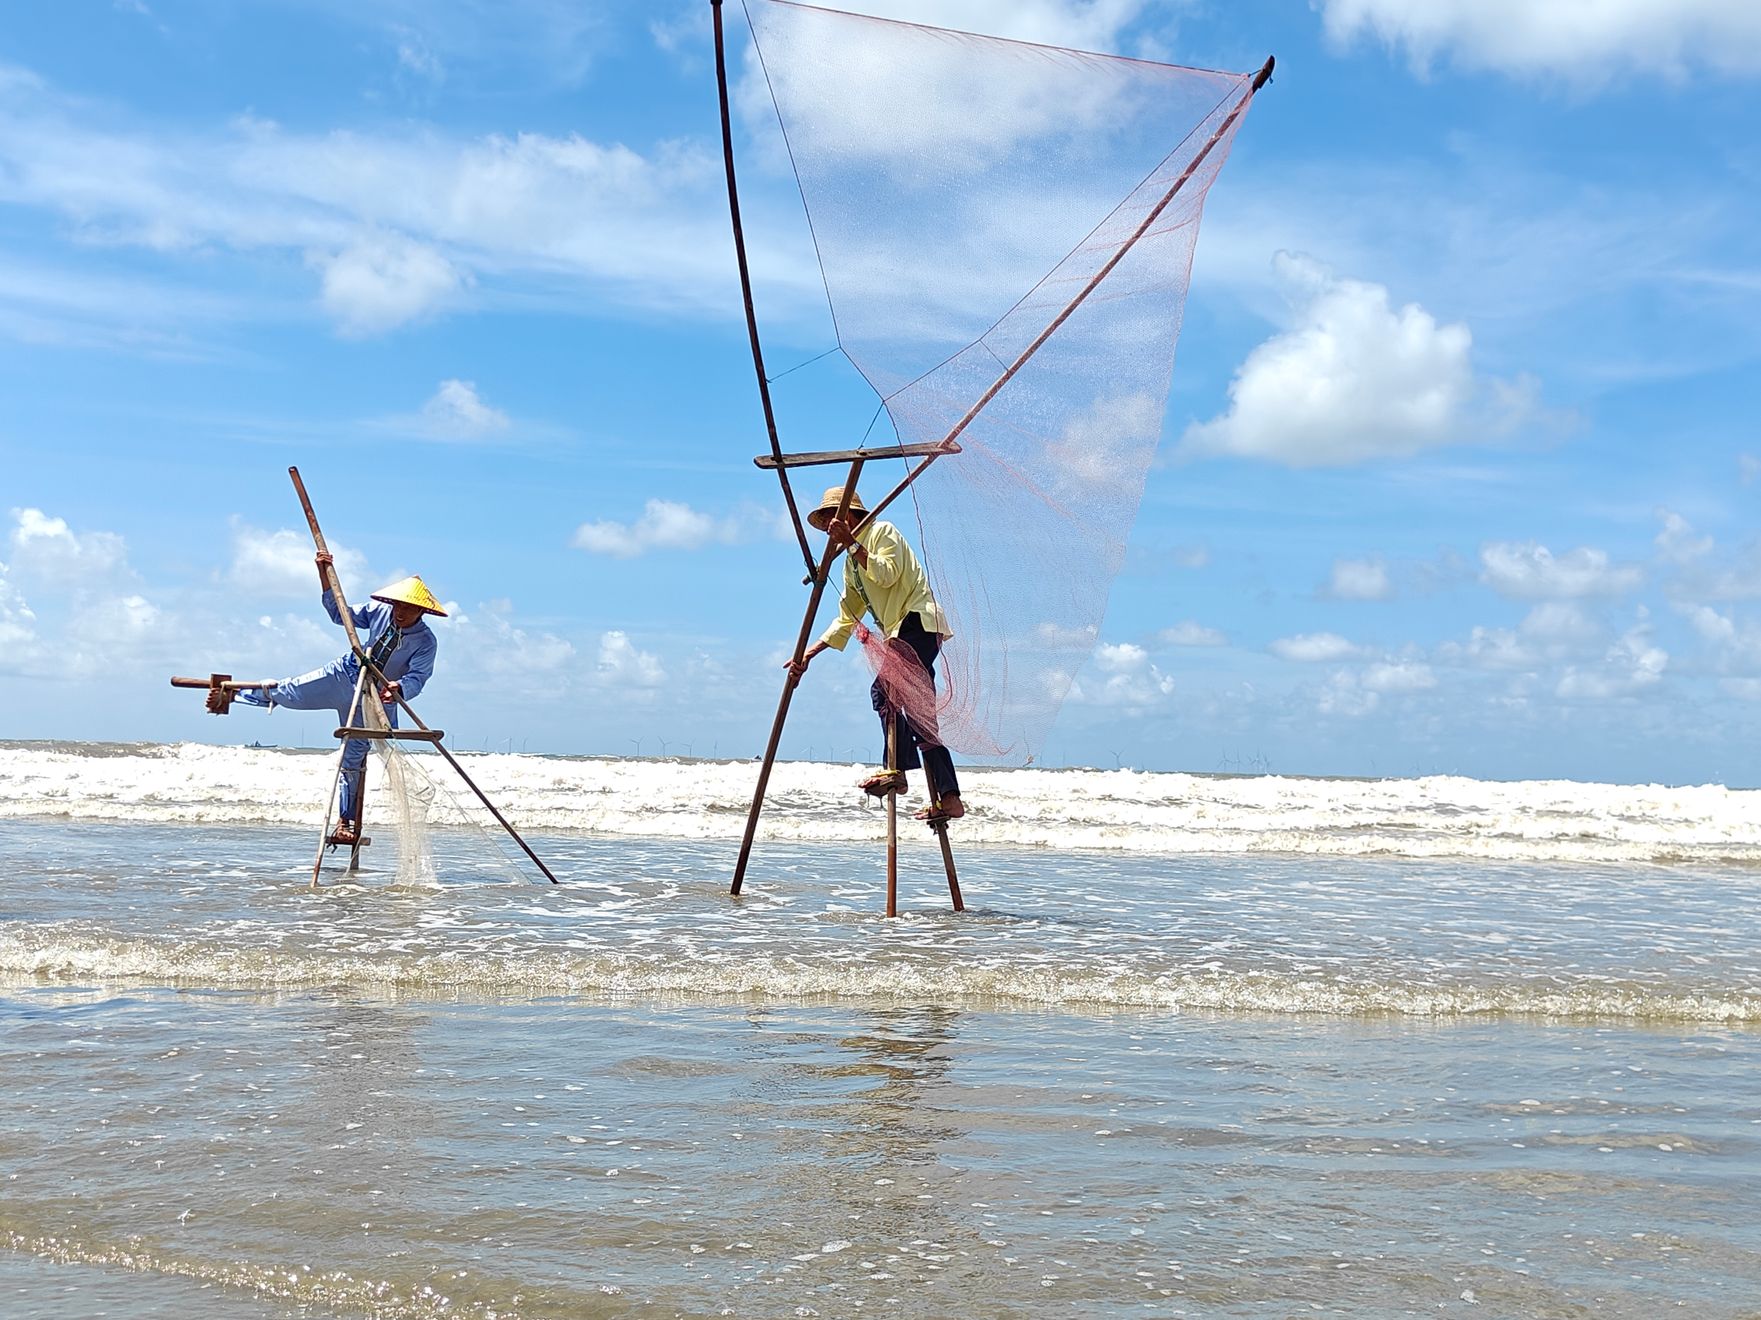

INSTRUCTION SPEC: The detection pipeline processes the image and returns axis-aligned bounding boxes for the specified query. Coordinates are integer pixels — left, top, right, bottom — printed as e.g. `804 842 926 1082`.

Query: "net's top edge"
756 0 1256 83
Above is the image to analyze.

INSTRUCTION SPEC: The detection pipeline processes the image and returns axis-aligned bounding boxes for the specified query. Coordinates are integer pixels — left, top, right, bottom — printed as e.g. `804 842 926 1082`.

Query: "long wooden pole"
884 721 898 917
712 0 816 579
829 60 1276 561
730 460 864 894
934 819 963 912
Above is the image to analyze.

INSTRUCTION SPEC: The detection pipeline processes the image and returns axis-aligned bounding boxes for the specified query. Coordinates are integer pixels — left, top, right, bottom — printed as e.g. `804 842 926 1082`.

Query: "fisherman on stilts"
214 551 445 844
785 485 966 822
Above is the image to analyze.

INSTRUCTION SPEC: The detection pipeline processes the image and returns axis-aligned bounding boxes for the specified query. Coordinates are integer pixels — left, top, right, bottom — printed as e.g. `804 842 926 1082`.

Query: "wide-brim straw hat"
807 485 869 532
371 575 448 618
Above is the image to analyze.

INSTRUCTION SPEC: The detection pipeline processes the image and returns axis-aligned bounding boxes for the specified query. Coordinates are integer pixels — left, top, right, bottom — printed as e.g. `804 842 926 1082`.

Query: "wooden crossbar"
333 726 445 743
754 440 960 471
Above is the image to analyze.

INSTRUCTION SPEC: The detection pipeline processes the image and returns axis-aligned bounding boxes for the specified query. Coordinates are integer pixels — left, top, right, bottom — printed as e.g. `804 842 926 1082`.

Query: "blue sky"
2 0 1759 784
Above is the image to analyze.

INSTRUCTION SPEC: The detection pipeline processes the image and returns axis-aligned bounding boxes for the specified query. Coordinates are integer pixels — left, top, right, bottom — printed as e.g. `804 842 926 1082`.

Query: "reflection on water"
2 987 1760 1318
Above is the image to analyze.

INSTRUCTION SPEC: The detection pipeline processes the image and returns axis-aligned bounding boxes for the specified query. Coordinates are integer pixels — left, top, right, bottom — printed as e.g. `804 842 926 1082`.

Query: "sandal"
859 770 907 797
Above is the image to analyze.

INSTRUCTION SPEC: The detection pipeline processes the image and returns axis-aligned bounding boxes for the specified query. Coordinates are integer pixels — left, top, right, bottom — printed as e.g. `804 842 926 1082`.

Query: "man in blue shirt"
221 551 443 844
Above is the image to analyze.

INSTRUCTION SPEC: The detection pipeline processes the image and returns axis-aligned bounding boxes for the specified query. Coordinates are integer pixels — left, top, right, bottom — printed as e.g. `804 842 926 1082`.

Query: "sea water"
2 742 1759 1317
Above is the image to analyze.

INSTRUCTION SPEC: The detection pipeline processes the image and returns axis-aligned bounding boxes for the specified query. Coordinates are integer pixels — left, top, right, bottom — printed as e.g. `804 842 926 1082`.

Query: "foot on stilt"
328 821 360 847
859 770 907 798
914 794 965 822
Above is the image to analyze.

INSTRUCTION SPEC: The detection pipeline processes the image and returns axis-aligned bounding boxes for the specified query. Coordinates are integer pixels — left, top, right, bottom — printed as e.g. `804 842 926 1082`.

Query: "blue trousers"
241 665 396 823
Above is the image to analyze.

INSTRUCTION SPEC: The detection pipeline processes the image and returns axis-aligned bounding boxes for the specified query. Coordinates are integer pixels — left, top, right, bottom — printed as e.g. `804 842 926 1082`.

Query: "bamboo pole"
884 721 898 918
711 0 815 579
933 818 964 912
730 460 864 894
828 58 1276 561
309 664 371 887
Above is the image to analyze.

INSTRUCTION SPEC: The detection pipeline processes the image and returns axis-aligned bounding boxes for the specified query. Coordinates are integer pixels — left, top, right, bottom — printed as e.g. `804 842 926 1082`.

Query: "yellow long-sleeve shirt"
819 519 951 651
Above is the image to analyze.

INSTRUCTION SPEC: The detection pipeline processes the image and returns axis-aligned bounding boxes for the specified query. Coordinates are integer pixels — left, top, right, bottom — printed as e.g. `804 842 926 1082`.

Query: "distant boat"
245 741 277 749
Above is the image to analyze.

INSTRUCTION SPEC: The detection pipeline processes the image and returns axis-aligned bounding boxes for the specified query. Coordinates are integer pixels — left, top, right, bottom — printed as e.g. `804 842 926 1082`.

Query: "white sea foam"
2 740 1759 865
4 927 1755 1023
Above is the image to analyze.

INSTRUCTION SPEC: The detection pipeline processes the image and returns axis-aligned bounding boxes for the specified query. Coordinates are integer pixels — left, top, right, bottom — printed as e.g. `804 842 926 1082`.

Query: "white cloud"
445 601 576 682
1480 541 1643 600
8 507 130 585
1270 632 1366 663
1158 620 1226 647
1325 556 1392 600
1362 660 1436 693
1181 253 1536 467
0 561 38 659
1069 637 1175 708
1740 454 1760 486
1519 601 1601 646
0 69 788 340
1556 624 1667 700
1654 508 1713 564
229 521 370 600
310 233 464 337
572 499 776 558
1318 0 1761 84
417 379 512 440
595 630 665 688
1439 625 1536 671
1679 602 1738 647
394 29 444 82
820 1 1153 50
1317 670 1379 717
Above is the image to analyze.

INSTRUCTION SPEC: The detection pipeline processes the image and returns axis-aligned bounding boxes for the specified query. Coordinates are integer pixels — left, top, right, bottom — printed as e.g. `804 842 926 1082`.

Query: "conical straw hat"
370 575 447 617
807 485 868 531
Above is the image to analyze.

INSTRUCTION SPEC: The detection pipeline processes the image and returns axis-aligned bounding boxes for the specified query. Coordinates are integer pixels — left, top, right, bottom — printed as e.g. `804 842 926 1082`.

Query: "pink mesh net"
746 0 1257 764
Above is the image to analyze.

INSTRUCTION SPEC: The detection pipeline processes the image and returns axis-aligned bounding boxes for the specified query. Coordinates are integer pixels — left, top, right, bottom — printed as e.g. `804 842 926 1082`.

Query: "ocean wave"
5 741 1761 865
4 927 1755 1025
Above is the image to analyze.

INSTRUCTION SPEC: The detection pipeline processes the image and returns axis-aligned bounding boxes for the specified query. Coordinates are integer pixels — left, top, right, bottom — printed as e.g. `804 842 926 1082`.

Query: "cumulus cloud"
1362 660 1436 693
1324 556 1393 600
1480 541 1642 600
1181 253 1537 467
1158 621 1226 647
572 500 776 558
1069 638 1175 708
595 629 665 688
444 600 576 684
1318 0 1761 84
1654 509 1713 564
309 233 464 337
1556 623 1667 699
1270 631 1366 663
8 506 130 585
0 69 782 340
0 561 38 657
229 520 370 599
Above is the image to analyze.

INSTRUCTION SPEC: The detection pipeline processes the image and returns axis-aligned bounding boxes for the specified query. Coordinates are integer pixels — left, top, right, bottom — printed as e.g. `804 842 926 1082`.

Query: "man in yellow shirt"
786 485 965 820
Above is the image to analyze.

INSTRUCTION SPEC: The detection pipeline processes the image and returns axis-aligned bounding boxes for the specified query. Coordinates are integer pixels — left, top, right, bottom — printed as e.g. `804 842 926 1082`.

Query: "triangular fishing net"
744 0 1257 763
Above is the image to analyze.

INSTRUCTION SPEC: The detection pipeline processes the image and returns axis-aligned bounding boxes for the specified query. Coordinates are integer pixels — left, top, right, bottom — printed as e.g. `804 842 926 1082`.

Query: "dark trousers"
872 612 961 802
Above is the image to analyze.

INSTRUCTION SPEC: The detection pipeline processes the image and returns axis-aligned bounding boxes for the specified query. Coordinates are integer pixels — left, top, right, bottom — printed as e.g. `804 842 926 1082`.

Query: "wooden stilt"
311 664 371 888
932 818 963 912
884 722 898 918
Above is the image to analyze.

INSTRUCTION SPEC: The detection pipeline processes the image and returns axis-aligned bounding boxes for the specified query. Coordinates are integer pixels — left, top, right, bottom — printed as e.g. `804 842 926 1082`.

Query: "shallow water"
2 763 1759 1316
